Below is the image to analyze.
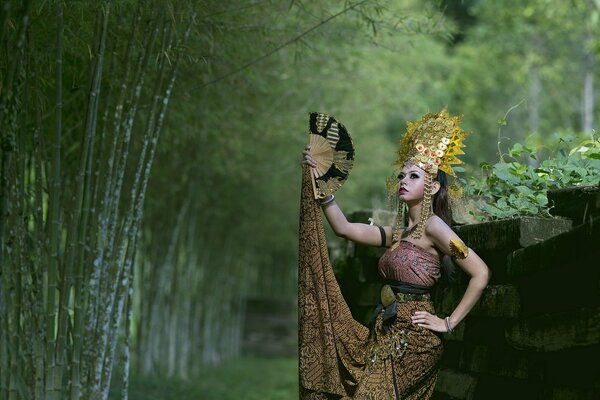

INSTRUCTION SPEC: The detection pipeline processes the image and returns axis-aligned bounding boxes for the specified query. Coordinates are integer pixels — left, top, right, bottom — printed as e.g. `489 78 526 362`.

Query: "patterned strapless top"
378 240 441 287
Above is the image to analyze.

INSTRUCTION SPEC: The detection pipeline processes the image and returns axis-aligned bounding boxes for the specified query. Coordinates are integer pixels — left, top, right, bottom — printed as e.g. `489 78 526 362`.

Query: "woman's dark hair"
432 170 456 284
432 169 452 225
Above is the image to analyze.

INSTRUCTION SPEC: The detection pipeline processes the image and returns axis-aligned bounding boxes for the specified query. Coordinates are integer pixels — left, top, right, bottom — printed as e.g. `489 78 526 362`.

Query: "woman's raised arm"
303 145 391 247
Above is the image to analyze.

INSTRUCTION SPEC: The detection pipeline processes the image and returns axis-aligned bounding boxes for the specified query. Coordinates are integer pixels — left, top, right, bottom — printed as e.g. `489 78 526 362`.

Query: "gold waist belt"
380 284 430 307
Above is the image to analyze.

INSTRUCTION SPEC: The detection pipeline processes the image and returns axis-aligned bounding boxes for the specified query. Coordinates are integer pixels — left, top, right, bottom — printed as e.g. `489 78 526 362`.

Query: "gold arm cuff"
450 239 469 259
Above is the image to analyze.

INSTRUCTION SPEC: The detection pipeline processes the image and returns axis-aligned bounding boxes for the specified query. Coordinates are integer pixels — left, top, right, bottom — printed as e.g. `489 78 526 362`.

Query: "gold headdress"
394 109 467 176
392 109 468 242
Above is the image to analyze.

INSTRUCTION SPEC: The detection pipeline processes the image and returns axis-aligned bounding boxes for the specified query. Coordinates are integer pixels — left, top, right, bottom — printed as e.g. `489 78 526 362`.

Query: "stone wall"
337 186 600 400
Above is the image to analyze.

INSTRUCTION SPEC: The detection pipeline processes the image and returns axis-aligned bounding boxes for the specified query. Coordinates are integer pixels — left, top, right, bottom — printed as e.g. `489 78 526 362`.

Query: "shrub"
462 136 600 220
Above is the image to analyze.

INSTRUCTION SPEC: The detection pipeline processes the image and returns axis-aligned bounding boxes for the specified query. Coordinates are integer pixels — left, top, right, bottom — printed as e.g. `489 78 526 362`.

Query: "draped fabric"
298 165 370 398
298 166 443 399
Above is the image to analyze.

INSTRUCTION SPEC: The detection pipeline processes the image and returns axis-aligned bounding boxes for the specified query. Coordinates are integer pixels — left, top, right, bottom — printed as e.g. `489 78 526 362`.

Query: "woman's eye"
397 174 404 180
411 174 419 179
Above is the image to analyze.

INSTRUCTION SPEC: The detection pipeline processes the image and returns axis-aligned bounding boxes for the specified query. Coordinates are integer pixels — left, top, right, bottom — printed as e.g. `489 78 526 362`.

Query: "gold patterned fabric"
299 165 369 397
299 166 443 399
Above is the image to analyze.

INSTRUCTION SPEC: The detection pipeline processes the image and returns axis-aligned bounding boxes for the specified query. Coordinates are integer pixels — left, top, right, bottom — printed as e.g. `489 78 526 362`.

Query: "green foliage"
463 136 600 220
121 356 298 400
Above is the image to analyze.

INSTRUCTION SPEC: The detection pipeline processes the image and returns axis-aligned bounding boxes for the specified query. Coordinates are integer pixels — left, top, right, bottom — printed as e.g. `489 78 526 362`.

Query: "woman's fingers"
301 146 317 167
411 311 432 324
411 311 446 332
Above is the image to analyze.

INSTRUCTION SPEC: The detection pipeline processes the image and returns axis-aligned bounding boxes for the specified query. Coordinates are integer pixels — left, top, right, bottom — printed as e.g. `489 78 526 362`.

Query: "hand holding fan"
307 112 355 199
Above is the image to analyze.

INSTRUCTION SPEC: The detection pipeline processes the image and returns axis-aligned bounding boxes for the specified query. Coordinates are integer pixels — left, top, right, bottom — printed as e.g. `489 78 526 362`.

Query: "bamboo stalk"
50 0 69 397
101 52 172 388
128 14 194 378
0 0 11 47
67 3 112 399
14 42 34 399
120 261 134 400
85 13 162 400
0 4 32 397
0 284 8 400
81 9 158 392
31 48 46 400
130 10 195 376
0 0 31 314
8 171 22 400
0 0 31 111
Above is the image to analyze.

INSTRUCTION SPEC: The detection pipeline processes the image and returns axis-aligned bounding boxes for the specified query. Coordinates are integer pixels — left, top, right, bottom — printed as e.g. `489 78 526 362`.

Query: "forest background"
1 0 599 399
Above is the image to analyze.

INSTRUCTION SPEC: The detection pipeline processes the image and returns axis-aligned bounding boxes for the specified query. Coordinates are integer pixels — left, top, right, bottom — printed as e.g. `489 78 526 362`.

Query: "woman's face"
397 164 427 203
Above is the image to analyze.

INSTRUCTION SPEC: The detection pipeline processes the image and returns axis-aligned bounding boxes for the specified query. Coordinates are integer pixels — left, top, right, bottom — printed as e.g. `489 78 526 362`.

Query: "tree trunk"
582 33 595 133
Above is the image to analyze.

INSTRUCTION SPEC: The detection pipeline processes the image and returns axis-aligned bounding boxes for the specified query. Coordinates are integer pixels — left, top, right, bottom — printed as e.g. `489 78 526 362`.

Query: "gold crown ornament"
394 108 468 177
391 108 468 242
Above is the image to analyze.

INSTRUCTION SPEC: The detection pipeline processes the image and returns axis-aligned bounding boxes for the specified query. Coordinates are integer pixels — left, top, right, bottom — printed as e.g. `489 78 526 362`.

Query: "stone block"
347 209 376 224
459 343 600 394
454 217 572 250
507 217 600 315
460 343 538 380
469 284 520 318
462 318 512 347
441 318 466 342
545 386 599 400
434 284 465 316
548 185 599 225
455 217 572 283
507 215 600 279
506 307 600 352
348 209 396 226
472 375 543 399
439 340 463 368
433 279 509 320
540 344 600 388
434 367 477 400
516 269 599 316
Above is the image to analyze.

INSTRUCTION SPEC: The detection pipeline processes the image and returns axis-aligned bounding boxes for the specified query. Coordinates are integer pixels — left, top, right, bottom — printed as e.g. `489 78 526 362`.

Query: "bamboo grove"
0 1 194 398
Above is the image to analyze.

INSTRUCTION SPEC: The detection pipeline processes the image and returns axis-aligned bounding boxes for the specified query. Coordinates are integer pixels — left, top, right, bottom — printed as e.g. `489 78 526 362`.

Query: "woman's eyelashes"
397 172 421 180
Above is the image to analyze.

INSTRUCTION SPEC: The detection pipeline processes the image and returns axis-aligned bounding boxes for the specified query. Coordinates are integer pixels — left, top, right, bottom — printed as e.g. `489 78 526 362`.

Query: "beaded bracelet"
320 194 335 207
445 316 454 334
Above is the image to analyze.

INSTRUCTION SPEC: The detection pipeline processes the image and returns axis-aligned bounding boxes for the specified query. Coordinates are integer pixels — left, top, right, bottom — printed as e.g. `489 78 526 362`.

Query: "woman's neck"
406 202 423 227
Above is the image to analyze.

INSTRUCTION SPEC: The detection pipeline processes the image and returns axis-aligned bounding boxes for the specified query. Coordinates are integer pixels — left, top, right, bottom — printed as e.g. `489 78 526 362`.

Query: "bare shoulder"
425 215 454 238
425 215 463 255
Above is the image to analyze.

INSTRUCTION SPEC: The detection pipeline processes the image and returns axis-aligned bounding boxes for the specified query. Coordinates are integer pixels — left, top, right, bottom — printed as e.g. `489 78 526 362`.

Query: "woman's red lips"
399 188 407 194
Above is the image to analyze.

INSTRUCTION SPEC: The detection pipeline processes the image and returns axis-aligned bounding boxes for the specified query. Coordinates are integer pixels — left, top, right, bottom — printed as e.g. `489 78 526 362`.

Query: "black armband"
377 225 386 247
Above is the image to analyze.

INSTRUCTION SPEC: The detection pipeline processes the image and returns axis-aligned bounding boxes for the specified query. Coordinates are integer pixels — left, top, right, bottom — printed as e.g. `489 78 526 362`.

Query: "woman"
299 109 490 399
